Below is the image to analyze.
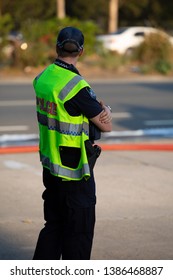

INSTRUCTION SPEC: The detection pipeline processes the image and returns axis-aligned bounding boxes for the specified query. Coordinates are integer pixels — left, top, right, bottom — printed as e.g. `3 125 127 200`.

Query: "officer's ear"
56 45 60 55
79 48 84 57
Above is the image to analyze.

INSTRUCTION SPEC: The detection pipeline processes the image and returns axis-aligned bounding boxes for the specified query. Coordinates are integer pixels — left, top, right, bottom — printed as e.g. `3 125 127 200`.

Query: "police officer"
33 26 112 260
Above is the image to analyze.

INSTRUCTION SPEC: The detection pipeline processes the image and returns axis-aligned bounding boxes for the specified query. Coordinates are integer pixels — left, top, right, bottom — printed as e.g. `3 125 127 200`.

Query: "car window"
134 32 145 37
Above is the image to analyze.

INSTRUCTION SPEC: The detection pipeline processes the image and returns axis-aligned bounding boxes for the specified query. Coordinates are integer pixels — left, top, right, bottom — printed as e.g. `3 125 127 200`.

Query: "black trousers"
33 169 96 260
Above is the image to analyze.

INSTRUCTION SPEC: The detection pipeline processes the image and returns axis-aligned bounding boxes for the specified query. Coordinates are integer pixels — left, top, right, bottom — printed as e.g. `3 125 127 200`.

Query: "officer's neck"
58 56 78 66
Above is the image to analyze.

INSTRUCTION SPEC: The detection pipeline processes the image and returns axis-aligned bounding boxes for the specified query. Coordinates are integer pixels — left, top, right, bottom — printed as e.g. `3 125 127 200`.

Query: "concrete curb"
1 143 173 154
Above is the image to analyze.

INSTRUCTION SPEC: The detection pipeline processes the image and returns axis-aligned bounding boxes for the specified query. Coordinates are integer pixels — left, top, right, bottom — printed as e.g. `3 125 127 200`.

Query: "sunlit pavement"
0 150 173 260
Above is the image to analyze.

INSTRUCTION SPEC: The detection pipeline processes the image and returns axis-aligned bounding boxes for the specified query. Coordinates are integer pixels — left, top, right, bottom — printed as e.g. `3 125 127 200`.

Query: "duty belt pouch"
85 140 101 171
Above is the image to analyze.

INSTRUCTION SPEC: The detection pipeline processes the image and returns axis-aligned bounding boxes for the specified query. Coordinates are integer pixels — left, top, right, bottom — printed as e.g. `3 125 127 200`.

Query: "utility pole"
56 0 66 19
0 0 2 17
108 0 119 33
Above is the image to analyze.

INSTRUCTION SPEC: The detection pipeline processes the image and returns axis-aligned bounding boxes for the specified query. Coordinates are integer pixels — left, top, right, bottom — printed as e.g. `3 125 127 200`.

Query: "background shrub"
20 17 99 67
0 17 100 68
134 32 173 74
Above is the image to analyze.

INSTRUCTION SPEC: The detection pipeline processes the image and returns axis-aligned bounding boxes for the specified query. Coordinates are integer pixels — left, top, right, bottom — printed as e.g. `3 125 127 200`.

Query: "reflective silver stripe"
37 112 89 136
41 154 90 180
59 75 83 100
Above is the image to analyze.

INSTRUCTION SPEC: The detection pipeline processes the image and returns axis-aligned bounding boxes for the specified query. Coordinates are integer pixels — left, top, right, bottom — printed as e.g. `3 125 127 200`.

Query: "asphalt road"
0 80 173 144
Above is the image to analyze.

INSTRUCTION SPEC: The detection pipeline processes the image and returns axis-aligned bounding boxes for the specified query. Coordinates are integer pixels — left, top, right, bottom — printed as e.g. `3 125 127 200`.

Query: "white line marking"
0 134 39 143
103 127 173 138
0 100 35 106
0 127 173 146
111 112 132 119
0 125 29 132
4 160 41 175
104 130 144 137
145 119 173 126
4 160 29 169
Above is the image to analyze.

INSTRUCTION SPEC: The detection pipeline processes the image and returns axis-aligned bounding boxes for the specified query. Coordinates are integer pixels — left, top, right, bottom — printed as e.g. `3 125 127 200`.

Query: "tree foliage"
2 0 173 33
66 0 108 31
1 0 56 29
119 0 173 31
0 14 14 38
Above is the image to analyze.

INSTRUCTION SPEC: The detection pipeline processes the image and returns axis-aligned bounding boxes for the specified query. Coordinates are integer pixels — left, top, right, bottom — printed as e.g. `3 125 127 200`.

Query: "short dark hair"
56 44 81 57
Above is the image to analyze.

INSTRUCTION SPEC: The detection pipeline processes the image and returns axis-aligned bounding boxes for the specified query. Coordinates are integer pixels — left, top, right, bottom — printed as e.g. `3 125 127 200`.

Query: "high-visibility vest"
33 63 91 181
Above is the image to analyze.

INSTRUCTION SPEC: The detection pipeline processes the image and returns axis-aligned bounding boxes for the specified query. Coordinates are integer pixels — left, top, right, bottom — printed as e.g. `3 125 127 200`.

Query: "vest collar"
54 58 80 75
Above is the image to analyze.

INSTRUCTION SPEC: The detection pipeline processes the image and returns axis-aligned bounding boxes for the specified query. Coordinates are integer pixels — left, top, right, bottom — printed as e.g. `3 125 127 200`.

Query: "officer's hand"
99 100 112 123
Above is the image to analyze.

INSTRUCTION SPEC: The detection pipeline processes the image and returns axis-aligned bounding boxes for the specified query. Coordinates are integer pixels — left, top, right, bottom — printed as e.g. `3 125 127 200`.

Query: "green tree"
2 0 173 32
1 0 56 29
119 0 173 31
0 13 14 37
66 0 108 31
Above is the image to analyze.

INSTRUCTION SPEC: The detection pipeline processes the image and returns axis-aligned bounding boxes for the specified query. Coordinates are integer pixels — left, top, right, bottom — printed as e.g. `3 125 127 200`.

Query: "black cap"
57 27 84 52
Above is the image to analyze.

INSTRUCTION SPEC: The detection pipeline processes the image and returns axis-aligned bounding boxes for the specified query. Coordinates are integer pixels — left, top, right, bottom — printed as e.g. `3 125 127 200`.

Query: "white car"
97 26 173 55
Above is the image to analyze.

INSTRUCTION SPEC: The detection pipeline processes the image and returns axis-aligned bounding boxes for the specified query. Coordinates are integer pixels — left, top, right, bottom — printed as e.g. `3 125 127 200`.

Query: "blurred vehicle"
2 31 28 57
7 31 28 50
97 26 173 55
0 31 28 67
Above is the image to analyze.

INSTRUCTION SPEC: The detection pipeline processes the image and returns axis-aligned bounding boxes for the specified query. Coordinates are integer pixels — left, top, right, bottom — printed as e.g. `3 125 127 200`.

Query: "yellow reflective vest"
33 63 91 181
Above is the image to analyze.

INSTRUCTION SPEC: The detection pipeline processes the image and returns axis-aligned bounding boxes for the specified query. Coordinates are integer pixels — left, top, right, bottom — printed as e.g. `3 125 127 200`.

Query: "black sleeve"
64 87 103 118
